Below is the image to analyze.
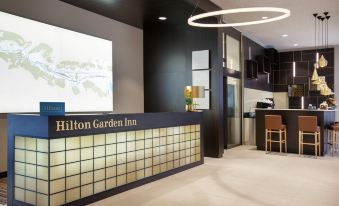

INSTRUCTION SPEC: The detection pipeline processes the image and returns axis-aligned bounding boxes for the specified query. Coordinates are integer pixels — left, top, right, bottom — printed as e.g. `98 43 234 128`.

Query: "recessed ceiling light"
262 16 268 19
282 34 288 37
293 43 299 46
158 17 167 21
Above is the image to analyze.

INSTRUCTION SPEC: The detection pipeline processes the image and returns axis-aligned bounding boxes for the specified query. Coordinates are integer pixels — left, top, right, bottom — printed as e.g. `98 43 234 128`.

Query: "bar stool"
298 116 321 157
328 123 339 156
265 115 287 153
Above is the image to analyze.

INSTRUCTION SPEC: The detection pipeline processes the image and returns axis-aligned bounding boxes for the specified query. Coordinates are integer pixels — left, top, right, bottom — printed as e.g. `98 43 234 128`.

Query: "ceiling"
211 0 339 51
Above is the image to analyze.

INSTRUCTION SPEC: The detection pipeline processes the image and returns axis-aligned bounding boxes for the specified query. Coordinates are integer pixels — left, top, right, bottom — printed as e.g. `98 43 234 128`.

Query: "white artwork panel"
192 70 210 89
195 91 210 110
192 50 209 70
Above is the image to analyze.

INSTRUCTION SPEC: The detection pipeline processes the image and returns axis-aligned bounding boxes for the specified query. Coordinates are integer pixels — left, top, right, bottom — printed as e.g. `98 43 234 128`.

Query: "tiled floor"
91 146 339 206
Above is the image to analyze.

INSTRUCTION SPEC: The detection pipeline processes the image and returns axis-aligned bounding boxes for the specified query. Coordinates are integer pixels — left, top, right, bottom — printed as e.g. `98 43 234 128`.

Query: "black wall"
144 14 225 157
274 48 334 108
243 36 273 92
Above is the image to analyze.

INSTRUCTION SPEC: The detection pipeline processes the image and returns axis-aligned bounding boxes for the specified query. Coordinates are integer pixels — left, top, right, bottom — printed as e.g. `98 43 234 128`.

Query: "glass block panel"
50 165 65 180
167 145 174 153
160 163 167 172
37 194 48 206
81 135 93 148
15 175 25 188
160 137 166 146
25 151 36 164
37 152 49 166
185 133 191 141
137 130 146 140
160 146 166 155
127 131 136 141
66 162 80 176
37 139 49 153
106 166 116 178
66 175 80 189
180 158 186 166
117 132 127 143
25 177 36 191
26 138 37 151
167 153 174 162
185 149 190 157
174 160 180 168
15 136 25 149
106 155 117 167
167 136 174 144
136 150 145 160
66 149 80 163
37 166 48 180
145 158 152 168
191 155 196 162
186 157 191 164
152 129 159 138
94 134 105 146
25 190 36 205
137 170 145 180
106 177 116 190
50 178 65 194
196 132 201 139
94 180 105 194
174 135 180 143
66 187 80 203
117 175 126 186
160 155 166 164
145 148 152 158
179 126 185 134
94 169 105 182
145 168 152 177
117 164 126 176
180 142 186 151
136 160 144 170
196 154 201 161
190 125 196 132
174 127 180 135
127 152 136 162
66 137 80 150
153 137 159 147
145 139 152 149
37 180 49 195
117 143 127 154
159 128 166 137
106 133 117 144
81 184 93 198
174 151 179 160
191 140 196 148
196 147 201 154
153 165 160 175
185 126 191 133
81 160 93 173
185 141 190 149
196 124 200 132
50 138 65 152
191 133 196 140
94 146 105 158
81 172 93 185
167 161 174 170
106 144 117 156
81 147 94 160
50 192 65 206
127 142 135 152
117 154 126 165
136 140 144 150
180 134 185 142
94 157 105 170
167 127 174 136
15 149 25 162
127 172 136 183
25 164 36 178
174 143 179 152
153 156 160 165
15 187 25 202
50 151 65 166
127 162 136 173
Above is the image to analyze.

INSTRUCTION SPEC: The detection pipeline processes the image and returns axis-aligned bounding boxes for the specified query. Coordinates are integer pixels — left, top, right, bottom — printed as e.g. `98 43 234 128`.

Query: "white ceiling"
210 0 339 51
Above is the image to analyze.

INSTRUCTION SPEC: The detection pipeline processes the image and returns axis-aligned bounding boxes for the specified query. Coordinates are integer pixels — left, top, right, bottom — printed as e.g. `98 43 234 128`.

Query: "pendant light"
311 63 321 85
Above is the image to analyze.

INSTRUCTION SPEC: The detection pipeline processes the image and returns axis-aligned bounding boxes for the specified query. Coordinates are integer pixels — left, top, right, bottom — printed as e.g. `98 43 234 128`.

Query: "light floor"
91 146 339 206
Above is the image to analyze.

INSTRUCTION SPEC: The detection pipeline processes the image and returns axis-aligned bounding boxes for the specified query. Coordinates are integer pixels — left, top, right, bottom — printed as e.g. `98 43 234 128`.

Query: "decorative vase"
185 105 193 112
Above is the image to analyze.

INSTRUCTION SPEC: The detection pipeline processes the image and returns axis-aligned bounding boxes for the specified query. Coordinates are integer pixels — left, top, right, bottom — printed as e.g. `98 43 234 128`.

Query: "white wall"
273 92 289 109
0 0 144 173
244 88 273 112
335 46 339 121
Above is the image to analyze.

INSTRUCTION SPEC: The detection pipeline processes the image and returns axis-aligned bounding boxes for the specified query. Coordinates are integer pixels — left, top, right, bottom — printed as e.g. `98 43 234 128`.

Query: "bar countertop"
256 108 338 112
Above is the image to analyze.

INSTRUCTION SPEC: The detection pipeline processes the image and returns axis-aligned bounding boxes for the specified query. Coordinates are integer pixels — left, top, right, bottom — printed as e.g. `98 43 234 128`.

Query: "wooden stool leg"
301 132 304 155
315 133 317 158
270 131 272 152
265 129 268 153
319 132 321 156
298 131 301 156
279 130 282 153
284 129 287 153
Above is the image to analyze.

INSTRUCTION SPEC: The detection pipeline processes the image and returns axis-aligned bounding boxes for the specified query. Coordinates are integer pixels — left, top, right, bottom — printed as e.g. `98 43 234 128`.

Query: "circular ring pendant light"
188 7 291 28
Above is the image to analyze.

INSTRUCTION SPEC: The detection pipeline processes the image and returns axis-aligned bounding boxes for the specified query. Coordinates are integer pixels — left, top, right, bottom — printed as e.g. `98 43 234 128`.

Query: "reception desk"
256 109 336 155
7 112 203 206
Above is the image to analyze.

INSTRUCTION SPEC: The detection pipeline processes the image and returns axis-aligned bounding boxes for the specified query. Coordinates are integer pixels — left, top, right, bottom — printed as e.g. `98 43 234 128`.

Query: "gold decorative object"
184 86 205 112
318 54 328 68
311 64 321 85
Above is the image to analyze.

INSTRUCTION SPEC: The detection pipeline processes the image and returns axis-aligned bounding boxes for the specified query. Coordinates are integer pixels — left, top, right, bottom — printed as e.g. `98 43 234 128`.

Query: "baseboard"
0 172 7 178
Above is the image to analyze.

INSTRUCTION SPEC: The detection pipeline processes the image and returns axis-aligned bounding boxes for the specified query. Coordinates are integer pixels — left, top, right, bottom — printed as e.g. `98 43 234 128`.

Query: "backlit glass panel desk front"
7 112 203 206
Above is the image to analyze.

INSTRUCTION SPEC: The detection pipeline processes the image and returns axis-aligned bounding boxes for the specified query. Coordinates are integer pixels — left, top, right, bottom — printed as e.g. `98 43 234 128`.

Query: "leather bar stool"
265 115 287 153
298 116 321 157
328 123 339 156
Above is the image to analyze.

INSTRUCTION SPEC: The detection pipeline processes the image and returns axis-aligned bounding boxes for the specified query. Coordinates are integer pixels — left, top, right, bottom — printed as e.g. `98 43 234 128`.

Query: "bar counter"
7 112 203 206
256 109 336 155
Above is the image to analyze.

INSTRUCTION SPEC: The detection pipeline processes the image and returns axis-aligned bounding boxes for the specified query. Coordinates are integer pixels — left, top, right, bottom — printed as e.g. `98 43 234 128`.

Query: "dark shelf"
246 60 258 79
256 55 271 74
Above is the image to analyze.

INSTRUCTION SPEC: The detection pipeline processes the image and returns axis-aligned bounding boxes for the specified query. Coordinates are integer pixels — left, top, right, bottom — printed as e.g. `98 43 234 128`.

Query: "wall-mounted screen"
0 11 113 113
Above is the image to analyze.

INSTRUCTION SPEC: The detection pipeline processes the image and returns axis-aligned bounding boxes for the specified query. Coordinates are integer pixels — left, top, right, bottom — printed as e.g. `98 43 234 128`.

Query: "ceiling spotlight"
262 16 268 19
293 43 299 46
158 17 167 21
282 34 288 37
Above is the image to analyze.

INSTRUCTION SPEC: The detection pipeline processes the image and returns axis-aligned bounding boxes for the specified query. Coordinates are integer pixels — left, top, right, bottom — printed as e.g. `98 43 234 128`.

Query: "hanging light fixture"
188 7 290 28
311 63 321 85
314 12 330 69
